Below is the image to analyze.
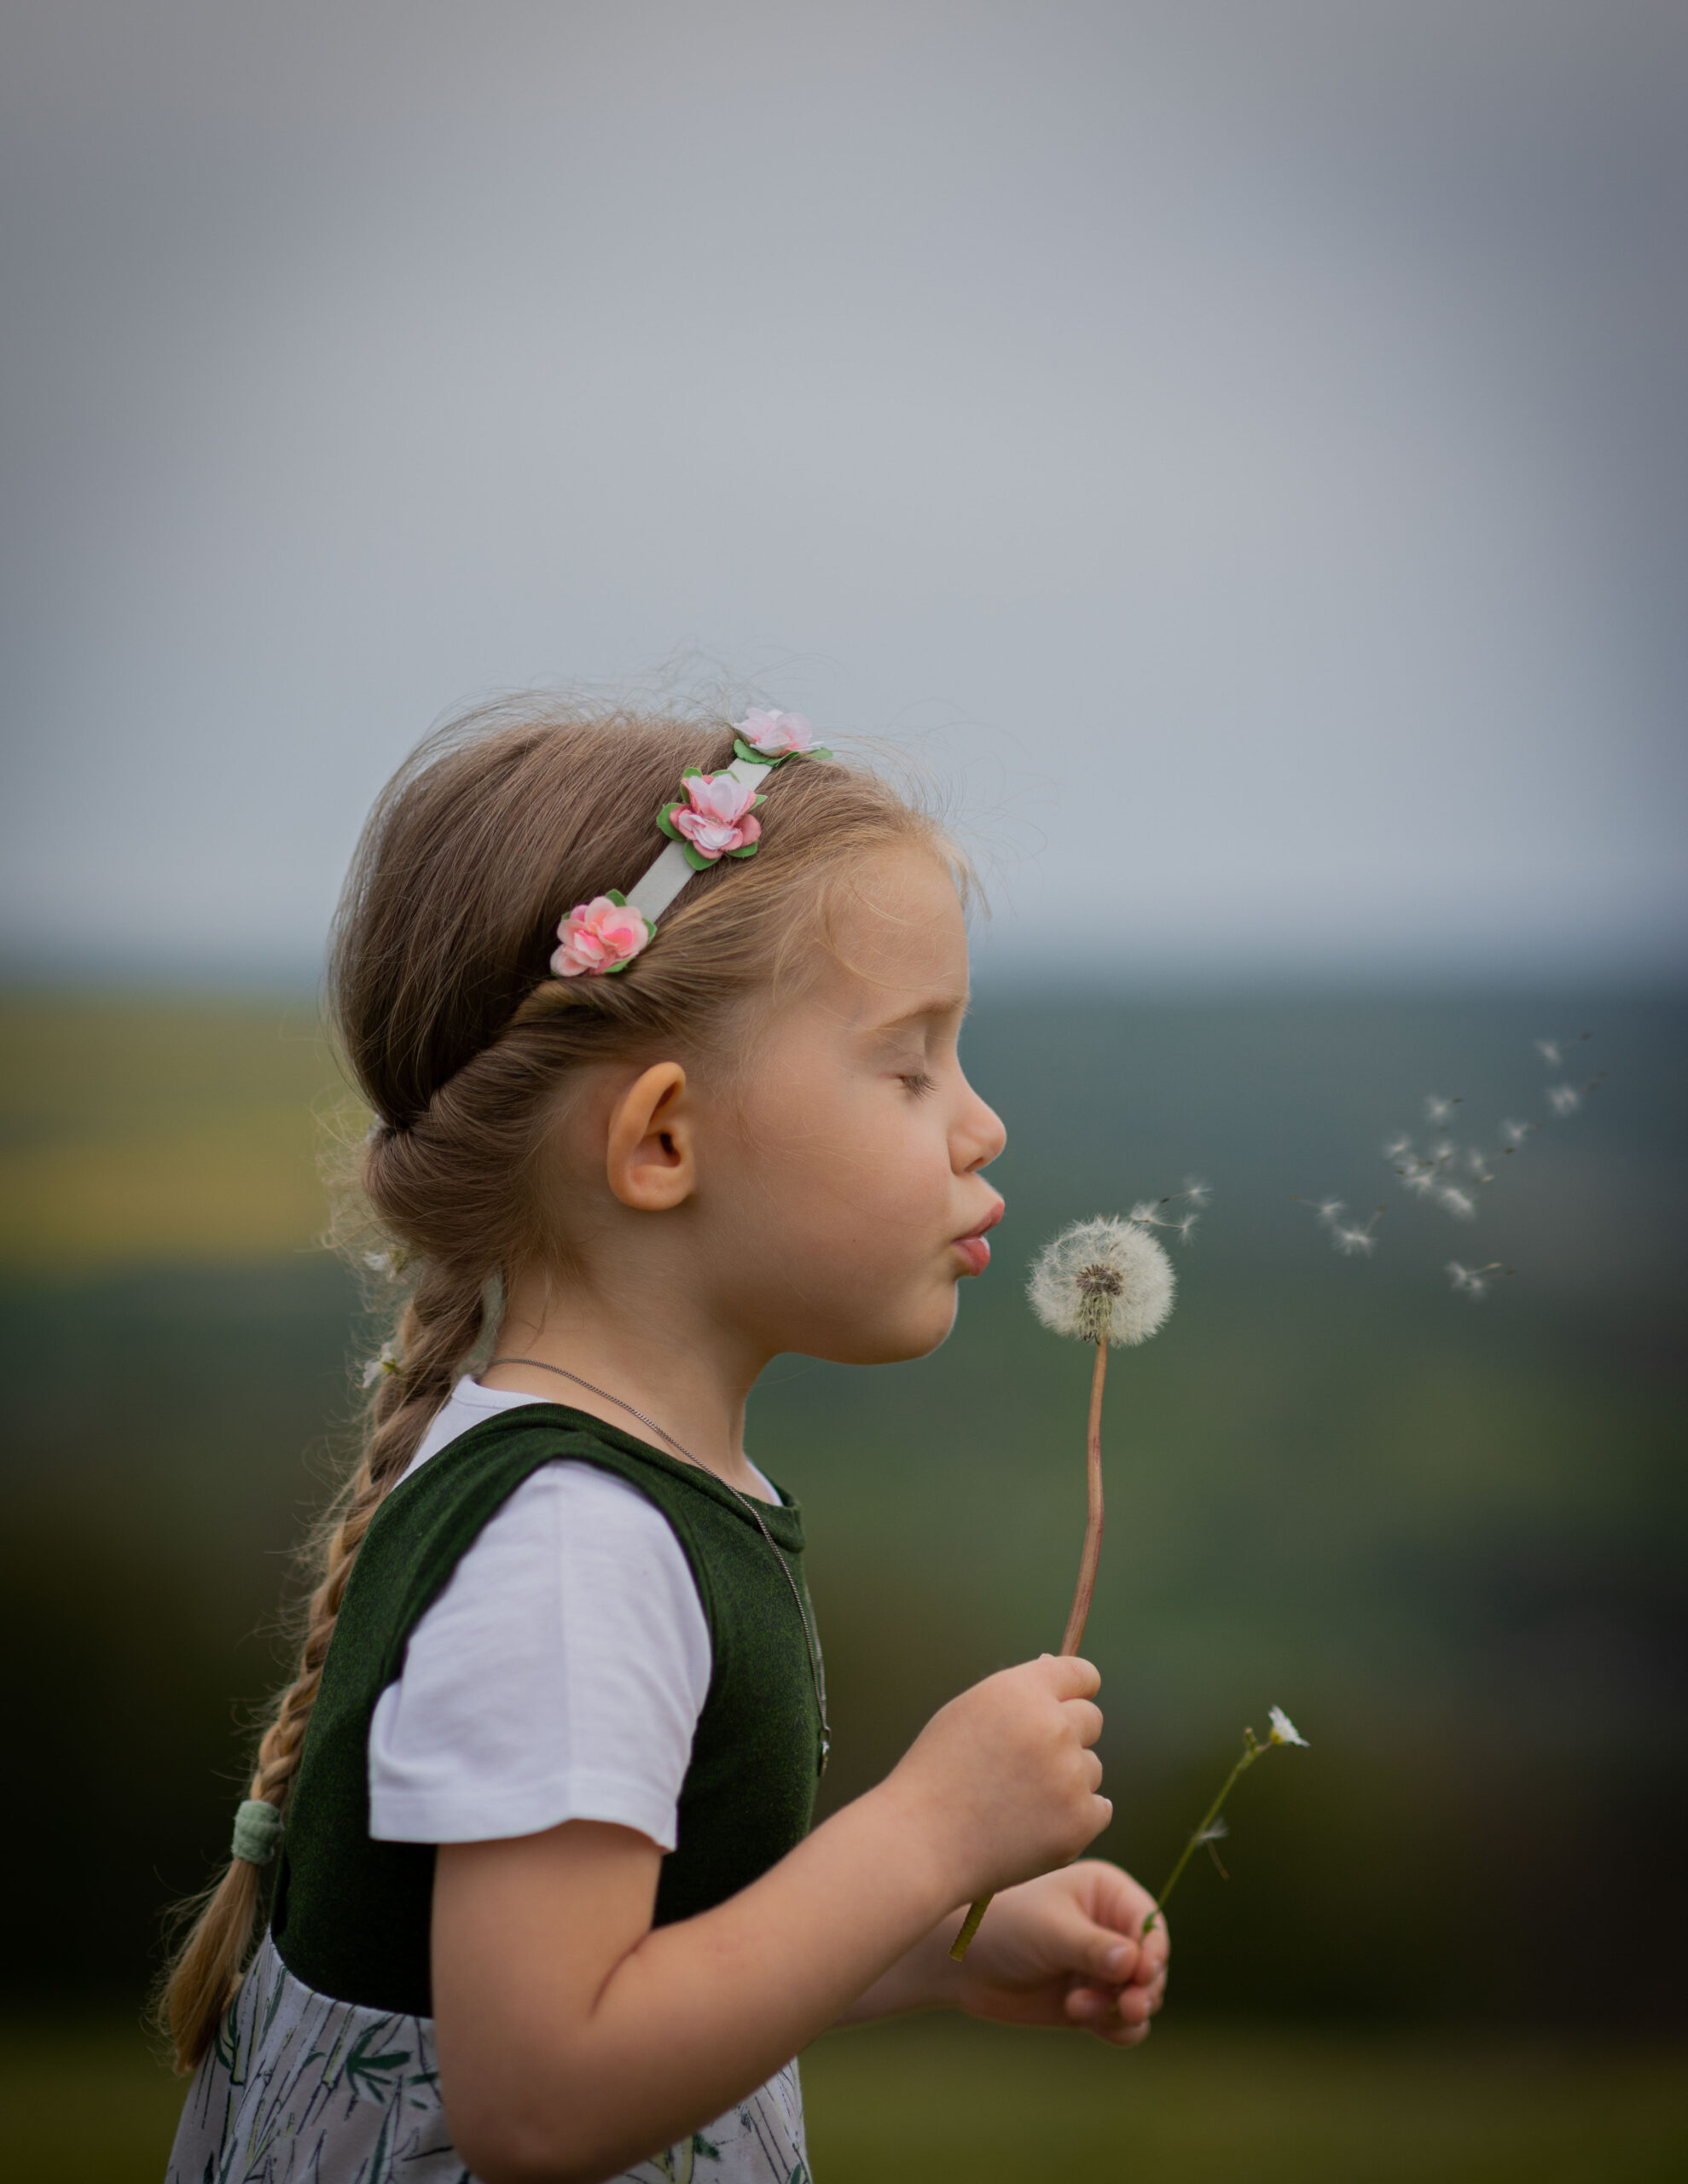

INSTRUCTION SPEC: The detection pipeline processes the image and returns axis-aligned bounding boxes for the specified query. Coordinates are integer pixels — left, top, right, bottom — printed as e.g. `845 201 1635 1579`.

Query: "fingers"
1066 1698 1104 1750
1077 1860 1170 1978
1064 1958 1168 2044
1037 1652 1101 1699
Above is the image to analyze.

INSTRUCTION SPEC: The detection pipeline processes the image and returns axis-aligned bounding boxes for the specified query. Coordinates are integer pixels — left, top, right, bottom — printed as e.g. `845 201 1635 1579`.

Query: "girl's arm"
433 1654 1108 2184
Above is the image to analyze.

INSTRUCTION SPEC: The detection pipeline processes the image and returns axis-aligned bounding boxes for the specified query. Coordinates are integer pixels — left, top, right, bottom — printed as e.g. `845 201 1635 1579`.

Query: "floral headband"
549 710 831 977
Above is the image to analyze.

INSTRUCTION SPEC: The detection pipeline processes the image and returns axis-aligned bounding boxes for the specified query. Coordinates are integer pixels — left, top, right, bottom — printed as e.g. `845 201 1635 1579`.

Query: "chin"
858 1290 961 1366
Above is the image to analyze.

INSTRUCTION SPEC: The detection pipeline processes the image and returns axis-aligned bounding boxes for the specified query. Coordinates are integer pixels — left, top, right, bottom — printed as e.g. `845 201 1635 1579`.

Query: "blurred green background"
2 979 1684 2180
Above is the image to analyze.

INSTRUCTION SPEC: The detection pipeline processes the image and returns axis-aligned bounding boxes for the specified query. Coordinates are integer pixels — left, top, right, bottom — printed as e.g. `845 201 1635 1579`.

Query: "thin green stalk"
1140 1731 1267 1936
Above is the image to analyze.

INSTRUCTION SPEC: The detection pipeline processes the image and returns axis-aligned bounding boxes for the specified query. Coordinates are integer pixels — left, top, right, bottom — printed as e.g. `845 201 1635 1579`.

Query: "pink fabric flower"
670 772 763 860
550 895 651 977
736 708 817 758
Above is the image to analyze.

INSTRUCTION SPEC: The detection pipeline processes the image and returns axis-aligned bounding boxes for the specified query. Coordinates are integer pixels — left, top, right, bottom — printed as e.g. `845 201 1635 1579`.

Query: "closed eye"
897 1069 937 1098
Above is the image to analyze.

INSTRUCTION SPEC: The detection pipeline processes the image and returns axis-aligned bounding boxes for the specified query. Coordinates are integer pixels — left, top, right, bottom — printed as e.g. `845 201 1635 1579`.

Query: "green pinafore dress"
166 1403 826 2184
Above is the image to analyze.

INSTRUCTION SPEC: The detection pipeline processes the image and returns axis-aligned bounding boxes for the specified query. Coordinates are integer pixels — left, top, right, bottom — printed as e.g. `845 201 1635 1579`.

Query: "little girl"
162 699 1169 2184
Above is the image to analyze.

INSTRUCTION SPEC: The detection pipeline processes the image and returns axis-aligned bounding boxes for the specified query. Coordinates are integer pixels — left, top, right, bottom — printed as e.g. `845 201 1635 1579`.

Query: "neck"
481 1269 774 1502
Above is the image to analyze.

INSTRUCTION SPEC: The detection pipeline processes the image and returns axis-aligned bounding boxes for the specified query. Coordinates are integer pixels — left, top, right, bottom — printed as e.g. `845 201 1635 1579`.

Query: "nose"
954 1074 1007 1173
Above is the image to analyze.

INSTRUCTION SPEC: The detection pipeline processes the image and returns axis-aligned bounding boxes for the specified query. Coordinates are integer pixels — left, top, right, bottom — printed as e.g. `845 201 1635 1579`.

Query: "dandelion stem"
1061 1338 1110 1655
1140 1736 1267 1937
954 1336 1111 1962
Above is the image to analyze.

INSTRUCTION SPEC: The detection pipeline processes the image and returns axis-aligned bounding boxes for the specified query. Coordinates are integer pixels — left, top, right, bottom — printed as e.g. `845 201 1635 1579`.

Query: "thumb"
1050 1896 1139 1986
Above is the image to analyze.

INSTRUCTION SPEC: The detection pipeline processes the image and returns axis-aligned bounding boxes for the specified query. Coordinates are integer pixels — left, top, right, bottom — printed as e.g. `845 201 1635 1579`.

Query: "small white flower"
1546 1083 1581 1118
1028 1216 1176 1347
361 1340 402 1390
1267 1706 1308 1747
1424 1094 1460 1125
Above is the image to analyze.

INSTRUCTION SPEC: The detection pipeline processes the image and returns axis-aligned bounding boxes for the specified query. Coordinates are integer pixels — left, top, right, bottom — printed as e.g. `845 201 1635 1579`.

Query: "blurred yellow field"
0 991 359 1271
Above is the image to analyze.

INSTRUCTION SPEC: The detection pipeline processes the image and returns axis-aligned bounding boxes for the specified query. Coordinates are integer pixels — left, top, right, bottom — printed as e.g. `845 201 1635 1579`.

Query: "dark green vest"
270 1403 822 2016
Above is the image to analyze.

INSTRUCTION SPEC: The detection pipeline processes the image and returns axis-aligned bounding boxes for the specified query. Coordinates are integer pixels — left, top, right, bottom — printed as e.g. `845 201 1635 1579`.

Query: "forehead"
809 845 970 1024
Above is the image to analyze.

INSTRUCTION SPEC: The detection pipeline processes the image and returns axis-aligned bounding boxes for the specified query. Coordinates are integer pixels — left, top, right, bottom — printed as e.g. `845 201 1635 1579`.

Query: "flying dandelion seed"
1436 1186 1478 1220
1447 1260 1508 1300
1534 1039 1563 1067
361 1339 402 1389
1546 1084 1582 1118
1181 1176 1212 1208
1500 1119 1536 1151
954 1212 1179 1963
1332 1224 1378 1255
1424 1095 1460 1125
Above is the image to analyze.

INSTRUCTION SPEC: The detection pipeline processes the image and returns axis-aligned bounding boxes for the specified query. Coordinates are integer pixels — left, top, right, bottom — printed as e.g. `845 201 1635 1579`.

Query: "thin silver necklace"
484 1356 830 1774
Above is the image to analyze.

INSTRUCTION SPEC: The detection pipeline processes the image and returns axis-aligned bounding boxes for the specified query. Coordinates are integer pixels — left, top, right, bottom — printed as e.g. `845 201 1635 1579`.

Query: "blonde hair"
160 694 949 2069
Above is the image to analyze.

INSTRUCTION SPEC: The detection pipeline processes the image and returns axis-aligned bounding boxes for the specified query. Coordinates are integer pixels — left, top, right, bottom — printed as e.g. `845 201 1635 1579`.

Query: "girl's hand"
885 1654 1111 1902
952 1861 1169 2046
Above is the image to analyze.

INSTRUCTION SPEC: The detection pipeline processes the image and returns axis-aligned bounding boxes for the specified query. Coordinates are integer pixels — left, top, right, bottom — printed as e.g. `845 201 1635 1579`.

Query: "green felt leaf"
726 841 761 860
656 806 682 842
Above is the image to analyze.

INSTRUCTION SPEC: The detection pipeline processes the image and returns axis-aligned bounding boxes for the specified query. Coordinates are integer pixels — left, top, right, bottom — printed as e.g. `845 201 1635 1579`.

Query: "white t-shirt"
367 1375 773 1852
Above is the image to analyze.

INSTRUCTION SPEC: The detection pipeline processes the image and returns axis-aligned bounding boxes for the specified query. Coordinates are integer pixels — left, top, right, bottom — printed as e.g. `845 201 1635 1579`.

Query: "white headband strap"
548 712 830 979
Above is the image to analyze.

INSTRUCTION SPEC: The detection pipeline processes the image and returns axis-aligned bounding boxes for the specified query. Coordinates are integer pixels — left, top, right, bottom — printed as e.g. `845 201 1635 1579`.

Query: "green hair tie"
231 1798 285 1866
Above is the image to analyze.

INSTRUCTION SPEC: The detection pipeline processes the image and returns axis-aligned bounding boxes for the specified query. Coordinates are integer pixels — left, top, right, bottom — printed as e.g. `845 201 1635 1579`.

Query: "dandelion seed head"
1267 1706 1308 1747
1028 1216 1176 1347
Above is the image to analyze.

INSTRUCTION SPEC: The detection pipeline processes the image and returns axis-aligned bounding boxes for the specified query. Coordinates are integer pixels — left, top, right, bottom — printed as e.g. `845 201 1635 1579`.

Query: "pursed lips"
950 1198 1005 1276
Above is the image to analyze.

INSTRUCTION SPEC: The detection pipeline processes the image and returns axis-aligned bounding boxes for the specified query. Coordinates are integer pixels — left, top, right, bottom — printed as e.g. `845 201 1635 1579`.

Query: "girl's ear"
605 1062 697 1211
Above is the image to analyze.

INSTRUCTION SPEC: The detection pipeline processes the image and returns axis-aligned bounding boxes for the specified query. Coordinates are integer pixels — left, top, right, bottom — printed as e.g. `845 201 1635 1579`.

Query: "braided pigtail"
160 1255 487 2070
157 694 951 2073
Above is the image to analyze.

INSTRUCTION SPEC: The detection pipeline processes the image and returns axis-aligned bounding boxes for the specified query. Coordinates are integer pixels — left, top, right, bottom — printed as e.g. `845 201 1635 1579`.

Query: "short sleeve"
367 1459 713 1850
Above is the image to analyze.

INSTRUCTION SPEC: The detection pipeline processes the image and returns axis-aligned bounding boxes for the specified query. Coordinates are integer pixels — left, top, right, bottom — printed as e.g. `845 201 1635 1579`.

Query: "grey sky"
3 2 1684 983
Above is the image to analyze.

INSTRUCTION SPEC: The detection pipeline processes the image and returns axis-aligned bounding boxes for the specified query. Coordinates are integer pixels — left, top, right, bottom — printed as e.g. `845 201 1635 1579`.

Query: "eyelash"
898 1069 937 1098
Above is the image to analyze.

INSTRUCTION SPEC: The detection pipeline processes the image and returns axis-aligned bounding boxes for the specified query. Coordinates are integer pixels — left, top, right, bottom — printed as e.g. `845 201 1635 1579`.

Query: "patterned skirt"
166 1930 811 2184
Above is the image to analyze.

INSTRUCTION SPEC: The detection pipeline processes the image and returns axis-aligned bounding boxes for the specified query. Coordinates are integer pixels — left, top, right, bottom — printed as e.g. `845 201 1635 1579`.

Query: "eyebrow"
867 990 972 1037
